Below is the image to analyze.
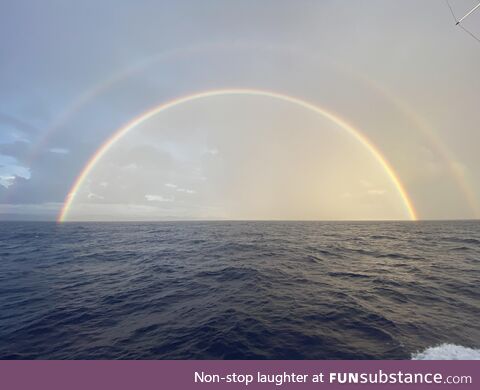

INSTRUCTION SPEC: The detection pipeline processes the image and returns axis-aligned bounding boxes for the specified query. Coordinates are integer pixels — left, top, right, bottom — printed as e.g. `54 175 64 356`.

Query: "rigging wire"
445 0 480 43
456 2 480 24
459 24 480 43
445 0 459 22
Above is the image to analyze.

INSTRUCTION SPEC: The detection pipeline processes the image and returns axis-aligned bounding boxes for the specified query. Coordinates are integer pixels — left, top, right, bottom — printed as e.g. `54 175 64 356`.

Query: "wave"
2 221 480 359
412 344 480 360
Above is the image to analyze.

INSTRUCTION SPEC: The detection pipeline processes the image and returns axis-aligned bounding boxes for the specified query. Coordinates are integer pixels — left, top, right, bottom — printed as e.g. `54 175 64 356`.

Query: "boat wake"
412 344 480 360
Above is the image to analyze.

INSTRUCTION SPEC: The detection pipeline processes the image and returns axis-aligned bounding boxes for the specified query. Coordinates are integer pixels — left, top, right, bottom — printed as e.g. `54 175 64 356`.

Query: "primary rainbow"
58 88 417 222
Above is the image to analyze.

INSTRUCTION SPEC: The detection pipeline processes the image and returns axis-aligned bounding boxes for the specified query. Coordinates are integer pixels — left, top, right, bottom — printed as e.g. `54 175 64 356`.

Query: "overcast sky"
1 0 479 221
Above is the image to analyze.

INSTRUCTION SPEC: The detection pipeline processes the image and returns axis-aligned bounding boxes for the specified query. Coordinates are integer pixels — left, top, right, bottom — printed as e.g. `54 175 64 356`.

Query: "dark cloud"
0 140 94 205
0 141 32 164
0 113 39 136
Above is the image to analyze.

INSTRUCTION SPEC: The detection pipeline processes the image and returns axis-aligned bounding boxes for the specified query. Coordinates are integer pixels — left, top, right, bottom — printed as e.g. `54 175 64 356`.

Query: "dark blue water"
0 221 479 359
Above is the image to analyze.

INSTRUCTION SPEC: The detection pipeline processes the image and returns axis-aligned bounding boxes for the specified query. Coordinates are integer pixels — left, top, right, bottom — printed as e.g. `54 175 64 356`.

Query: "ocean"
0 221 479 359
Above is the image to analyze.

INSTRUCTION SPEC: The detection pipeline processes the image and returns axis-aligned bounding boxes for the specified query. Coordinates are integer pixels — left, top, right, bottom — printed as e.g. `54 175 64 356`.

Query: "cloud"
204 148 219 156
0 113 38 137
87 192 104 200
49 147 70 154
367 189 386 196
0 162 31 187
145 194 174 202
176 188 196 194
165 183 195 194
0 142 90 204
360 179 373 188
0 141 31 164
0 175 15 188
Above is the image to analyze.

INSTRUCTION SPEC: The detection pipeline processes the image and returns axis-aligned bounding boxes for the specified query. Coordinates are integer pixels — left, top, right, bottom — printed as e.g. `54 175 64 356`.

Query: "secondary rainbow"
58 88 418 222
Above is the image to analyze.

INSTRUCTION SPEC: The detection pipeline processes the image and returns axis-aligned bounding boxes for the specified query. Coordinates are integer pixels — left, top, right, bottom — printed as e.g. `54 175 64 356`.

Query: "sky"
0 0 479 221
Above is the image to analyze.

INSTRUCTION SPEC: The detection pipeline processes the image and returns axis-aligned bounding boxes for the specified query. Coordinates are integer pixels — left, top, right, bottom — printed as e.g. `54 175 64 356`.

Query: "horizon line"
1 217 479 223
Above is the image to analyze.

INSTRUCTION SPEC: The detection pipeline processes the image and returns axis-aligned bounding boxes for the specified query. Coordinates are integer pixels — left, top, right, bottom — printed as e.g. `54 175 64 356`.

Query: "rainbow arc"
58 89 417 222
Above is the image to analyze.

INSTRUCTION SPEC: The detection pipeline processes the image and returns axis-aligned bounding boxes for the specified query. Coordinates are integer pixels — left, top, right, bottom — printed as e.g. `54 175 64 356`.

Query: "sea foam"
412 344 480 360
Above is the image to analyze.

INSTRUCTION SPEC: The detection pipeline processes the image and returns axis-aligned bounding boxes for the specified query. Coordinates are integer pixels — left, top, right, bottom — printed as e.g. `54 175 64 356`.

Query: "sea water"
0 221 479 359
